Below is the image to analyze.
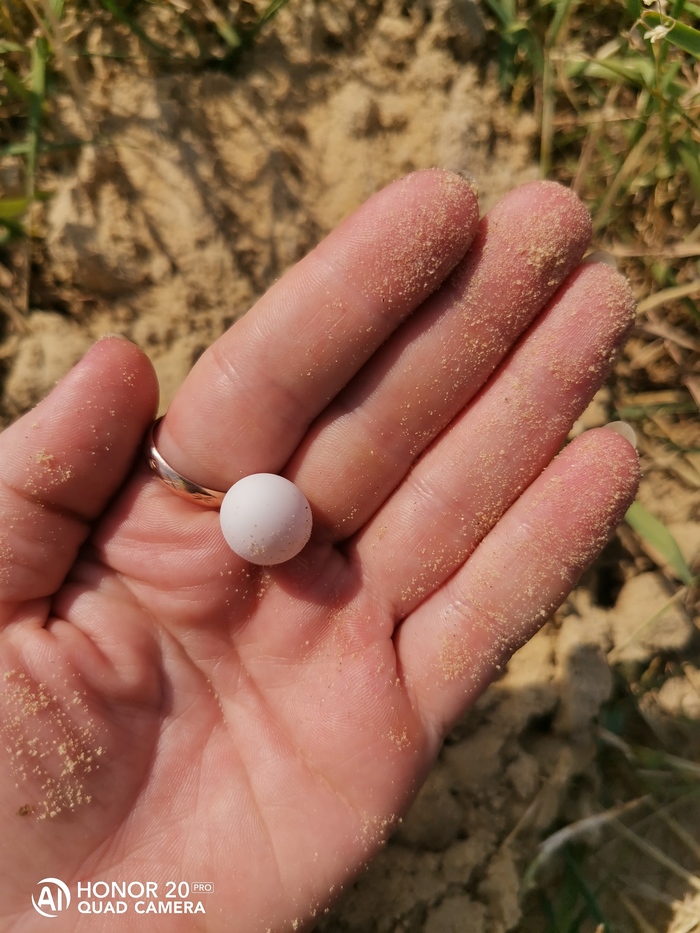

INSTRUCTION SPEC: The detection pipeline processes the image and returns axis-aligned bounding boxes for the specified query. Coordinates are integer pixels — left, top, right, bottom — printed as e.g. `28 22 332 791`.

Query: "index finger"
157 170 480 492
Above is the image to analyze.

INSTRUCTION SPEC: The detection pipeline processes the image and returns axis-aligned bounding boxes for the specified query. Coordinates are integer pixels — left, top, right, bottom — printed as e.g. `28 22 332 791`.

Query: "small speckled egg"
219 473 312 565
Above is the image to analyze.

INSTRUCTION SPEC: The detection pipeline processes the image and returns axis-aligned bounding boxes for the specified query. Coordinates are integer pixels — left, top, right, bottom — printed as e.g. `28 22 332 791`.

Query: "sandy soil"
1 2 699 930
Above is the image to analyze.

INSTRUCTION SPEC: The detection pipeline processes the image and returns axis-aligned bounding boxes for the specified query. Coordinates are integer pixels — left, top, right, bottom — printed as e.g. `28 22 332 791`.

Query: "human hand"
0 171 638 932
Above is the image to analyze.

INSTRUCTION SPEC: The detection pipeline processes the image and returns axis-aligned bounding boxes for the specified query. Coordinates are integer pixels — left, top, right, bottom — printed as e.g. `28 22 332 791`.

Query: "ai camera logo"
32 878 71 918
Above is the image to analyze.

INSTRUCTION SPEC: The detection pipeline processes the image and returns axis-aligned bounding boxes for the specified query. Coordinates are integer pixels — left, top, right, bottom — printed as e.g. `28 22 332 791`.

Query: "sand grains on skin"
1 669 104 820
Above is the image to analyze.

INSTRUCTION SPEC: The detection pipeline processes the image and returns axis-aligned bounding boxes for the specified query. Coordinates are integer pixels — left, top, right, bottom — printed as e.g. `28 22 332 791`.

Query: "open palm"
1 172 638 932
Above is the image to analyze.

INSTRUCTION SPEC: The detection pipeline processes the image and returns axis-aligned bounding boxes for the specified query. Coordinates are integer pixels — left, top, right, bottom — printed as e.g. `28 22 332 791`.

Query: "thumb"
0 336 158 621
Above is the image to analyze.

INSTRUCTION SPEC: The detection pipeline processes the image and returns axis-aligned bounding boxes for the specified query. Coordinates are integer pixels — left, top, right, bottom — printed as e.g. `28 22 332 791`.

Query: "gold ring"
145 416 225 508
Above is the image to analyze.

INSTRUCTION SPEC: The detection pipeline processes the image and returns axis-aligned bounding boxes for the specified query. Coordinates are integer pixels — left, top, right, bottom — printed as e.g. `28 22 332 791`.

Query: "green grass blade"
553 855 583 930
679 140 700 202
0 198 30 220
1 138 87 158
1 64 32 102
625 501 694 584
495 35 517 88
0 218 27 241
211 19 242 50
26 35 48 206
616 402 698 419
571 56 655 88
642 12 700 58
549 0 577 46
563 849 611 932
0 40 26 52
0 143 30 157
250 0 291 37
481 0 516 28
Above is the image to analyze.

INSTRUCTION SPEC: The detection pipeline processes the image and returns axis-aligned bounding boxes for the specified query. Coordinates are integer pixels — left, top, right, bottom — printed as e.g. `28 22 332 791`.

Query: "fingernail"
584 250 618 269
603 421 637 449
446 168 479 196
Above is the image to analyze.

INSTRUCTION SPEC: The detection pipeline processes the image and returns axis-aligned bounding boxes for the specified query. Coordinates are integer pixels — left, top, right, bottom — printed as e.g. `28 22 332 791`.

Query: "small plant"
481 3 699 930
481 1 700 216
482 0 700 533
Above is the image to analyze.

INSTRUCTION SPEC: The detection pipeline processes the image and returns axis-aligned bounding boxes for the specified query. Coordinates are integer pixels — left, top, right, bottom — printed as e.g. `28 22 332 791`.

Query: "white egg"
219 473 312 565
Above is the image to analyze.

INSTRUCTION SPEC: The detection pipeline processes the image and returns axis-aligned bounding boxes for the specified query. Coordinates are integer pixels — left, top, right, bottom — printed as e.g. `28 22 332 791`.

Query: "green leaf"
0 40 26 53
549 0 577 46
679 139 700 202
211 19 242 50
625 501 694 584
482 0 516 28
0 217 26 238
0 142 29 157
25 36 48 204
562 849 610 931
567 55 656 89
497 36 518 90
0 198 29 220
0 64 31 101
254 0 291 33
642 12 700 58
